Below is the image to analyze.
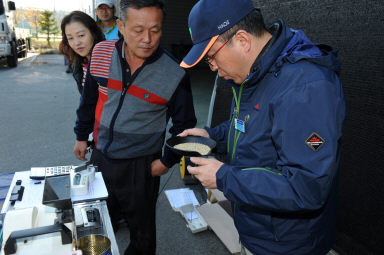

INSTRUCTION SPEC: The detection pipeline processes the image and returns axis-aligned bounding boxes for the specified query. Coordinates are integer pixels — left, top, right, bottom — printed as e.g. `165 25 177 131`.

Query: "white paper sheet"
164 188 199 211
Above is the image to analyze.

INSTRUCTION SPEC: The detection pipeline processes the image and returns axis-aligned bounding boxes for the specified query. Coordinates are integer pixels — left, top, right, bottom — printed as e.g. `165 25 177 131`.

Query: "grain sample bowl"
165 136 216 156
166 136 217 181
77 235 111 255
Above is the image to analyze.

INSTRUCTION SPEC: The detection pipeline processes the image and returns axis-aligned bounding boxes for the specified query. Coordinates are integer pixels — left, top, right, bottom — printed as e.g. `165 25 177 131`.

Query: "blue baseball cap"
180 0 255 68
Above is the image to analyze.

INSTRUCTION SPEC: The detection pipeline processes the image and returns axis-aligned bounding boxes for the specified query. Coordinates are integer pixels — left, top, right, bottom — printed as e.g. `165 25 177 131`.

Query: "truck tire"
7 42 18 67
21 48 26 58
17 39 27 58
17 40 23 58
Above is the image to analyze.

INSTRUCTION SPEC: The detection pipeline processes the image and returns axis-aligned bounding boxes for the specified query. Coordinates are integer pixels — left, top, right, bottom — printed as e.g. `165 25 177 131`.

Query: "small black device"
73 162 89 173
81 207 101 228
73 173 82 185
9 180 24 205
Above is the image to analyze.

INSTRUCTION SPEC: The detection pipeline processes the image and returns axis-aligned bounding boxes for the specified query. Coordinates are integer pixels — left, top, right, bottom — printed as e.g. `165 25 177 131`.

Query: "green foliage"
38 10 60 47
25 9 42 38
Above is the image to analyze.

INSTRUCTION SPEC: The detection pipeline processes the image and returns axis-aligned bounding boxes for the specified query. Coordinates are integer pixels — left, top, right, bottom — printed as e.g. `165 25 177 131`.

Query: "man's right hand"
178 128 210 138
74 141 88 161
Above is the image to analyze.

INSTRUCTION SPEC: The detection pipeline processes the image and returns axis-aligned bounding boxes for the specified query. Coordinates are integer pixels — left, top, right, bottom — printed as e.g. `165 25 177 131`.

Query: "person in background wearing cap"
73 0 196 254
95 0 120 40
179 0 346 254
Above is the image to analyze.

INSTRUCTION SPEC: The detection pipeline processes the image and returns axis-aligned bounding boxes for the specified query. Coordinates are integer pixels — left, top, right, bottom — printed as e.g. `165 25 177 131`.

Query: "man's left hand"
151 159 169 176
187 157 224 189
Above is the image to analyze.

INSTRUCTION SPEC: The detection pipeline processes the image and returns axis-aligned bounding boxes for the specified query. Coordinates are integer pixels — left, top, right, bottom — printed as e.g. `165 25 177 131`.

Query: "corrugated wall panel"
161 0 198 60
253 1 384 254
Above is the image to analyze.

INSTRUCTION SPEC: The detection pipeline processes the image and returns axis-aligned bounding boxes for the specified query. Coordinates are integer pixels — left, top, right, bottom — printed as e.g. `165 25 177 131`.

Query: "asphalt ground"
0 54 231 254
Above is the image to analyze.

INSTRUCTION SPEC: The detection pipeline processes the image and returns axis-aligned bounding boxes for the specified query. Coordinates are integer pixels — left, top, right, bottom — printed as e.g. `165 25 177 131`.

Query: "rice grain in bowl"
173 142 211 155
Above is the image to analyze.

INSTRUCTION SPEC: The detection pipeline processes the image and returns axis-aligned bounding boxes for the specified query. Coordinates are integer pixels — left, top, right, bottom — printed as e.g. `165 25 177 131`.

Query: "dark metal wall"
161 0 198 60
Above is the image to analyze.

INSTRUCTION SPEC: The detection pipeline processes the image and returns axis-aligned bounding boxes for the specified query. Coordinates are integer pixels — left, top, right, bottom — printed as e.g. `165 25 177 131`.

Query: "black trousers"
91 149 161 255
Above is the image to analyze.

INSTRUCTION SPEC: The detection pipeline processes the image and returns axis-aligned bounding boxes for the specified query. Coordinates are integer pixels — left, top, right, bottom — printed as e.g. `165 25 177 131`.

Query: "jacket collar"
245 20 293 85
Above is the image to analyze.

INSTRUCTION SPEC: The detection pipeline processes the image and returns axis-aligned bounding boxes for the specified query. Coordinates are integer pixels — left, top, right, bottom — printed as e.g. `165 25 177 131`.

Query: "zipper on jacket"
227 110 235 153
231 114 250 160
121 86 128 96
270 215 280 242
272 224 279 242
233 202 237 220
103 63 143 155
103 83 130 155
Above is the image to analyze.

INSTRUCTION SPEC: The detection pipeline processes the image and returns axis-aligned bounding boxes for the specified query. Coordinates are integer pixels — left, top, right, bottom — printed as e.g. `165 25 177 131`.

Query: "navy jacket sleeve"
205 120 230 154
160 73 197 168
71 63 83 94
74 64 99 141
212 79 345 212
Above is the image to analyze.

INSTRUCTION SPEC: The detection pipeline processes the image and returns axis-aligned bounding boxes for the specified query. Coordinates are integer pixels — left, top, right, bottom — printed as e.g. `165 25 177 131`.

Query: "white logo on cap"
218 20 230 30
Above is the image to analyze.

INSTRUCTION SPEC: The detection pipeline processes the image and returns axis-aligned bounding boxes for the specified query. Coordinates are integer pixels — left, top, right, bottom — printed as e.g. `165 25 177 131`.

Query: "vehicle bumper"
0 43 11 56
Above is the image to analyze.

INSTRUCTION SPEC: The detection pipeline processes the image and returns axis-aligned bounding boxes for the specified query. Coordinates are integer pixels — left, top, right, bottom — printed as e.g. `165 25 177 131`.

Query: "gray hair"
119 0 165 22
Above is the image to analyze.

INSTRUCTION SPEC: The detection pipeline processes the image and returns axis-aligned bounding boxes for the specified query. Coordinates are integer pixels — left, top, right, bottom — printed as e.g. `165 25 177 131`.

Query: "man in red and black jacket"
73 1 196 254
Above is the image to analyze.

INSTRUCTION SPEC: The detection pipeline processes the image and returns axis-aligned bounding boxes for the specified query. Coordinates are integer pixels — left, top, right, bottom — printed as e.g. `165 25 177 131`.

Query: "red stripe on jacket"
95 87 108 123
107 79 168 105
127 85 168 105
93 88 108 147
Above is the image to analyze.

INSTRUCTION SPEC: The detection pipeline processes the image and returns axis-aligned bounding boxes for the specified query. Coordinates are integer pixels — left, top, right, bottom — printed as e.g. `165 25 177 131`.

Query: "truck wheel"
23 39 29 57
18 40 27 58
17 40 23 58
20 49 26 58
7 42 18 67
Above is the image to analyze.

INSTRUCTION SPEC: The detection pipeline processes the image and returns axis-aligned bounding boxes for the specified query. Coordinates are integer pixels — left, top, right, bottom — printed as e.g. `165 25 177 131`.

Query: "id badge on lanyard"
235 118 245 133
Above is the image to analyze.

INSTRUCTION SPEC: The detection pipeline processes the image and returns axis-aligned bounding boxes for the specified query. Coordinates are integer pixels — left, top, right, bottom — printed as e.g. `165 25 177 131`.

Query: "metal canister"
77 235 111 255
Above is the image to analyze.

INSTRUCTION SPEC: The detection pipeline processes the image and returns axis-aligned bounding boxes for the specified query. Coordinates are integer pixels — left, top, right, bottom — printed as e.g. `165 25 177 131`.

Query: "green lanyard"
100 21 117 34
228 79 249 160
232 79 247 118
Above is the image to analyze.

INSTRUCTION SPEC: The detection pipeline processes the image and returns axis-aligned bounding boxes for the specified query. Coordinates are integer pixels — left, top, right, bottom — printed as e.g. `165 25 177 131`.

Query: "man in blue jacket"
179 0 345 254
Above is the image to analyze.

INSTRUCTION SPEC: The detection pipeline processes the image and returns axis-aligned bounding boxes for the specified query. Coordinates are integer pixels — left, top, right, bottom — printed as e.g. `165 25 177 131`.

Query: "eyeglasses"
97 6 112 11
204 35 233 66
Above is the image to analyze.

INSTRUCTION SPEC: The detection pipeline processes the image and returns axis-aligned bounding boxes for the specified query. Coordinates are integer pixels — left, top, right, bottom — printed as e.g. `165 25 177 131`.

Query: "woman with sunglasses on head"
59 11 105 94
